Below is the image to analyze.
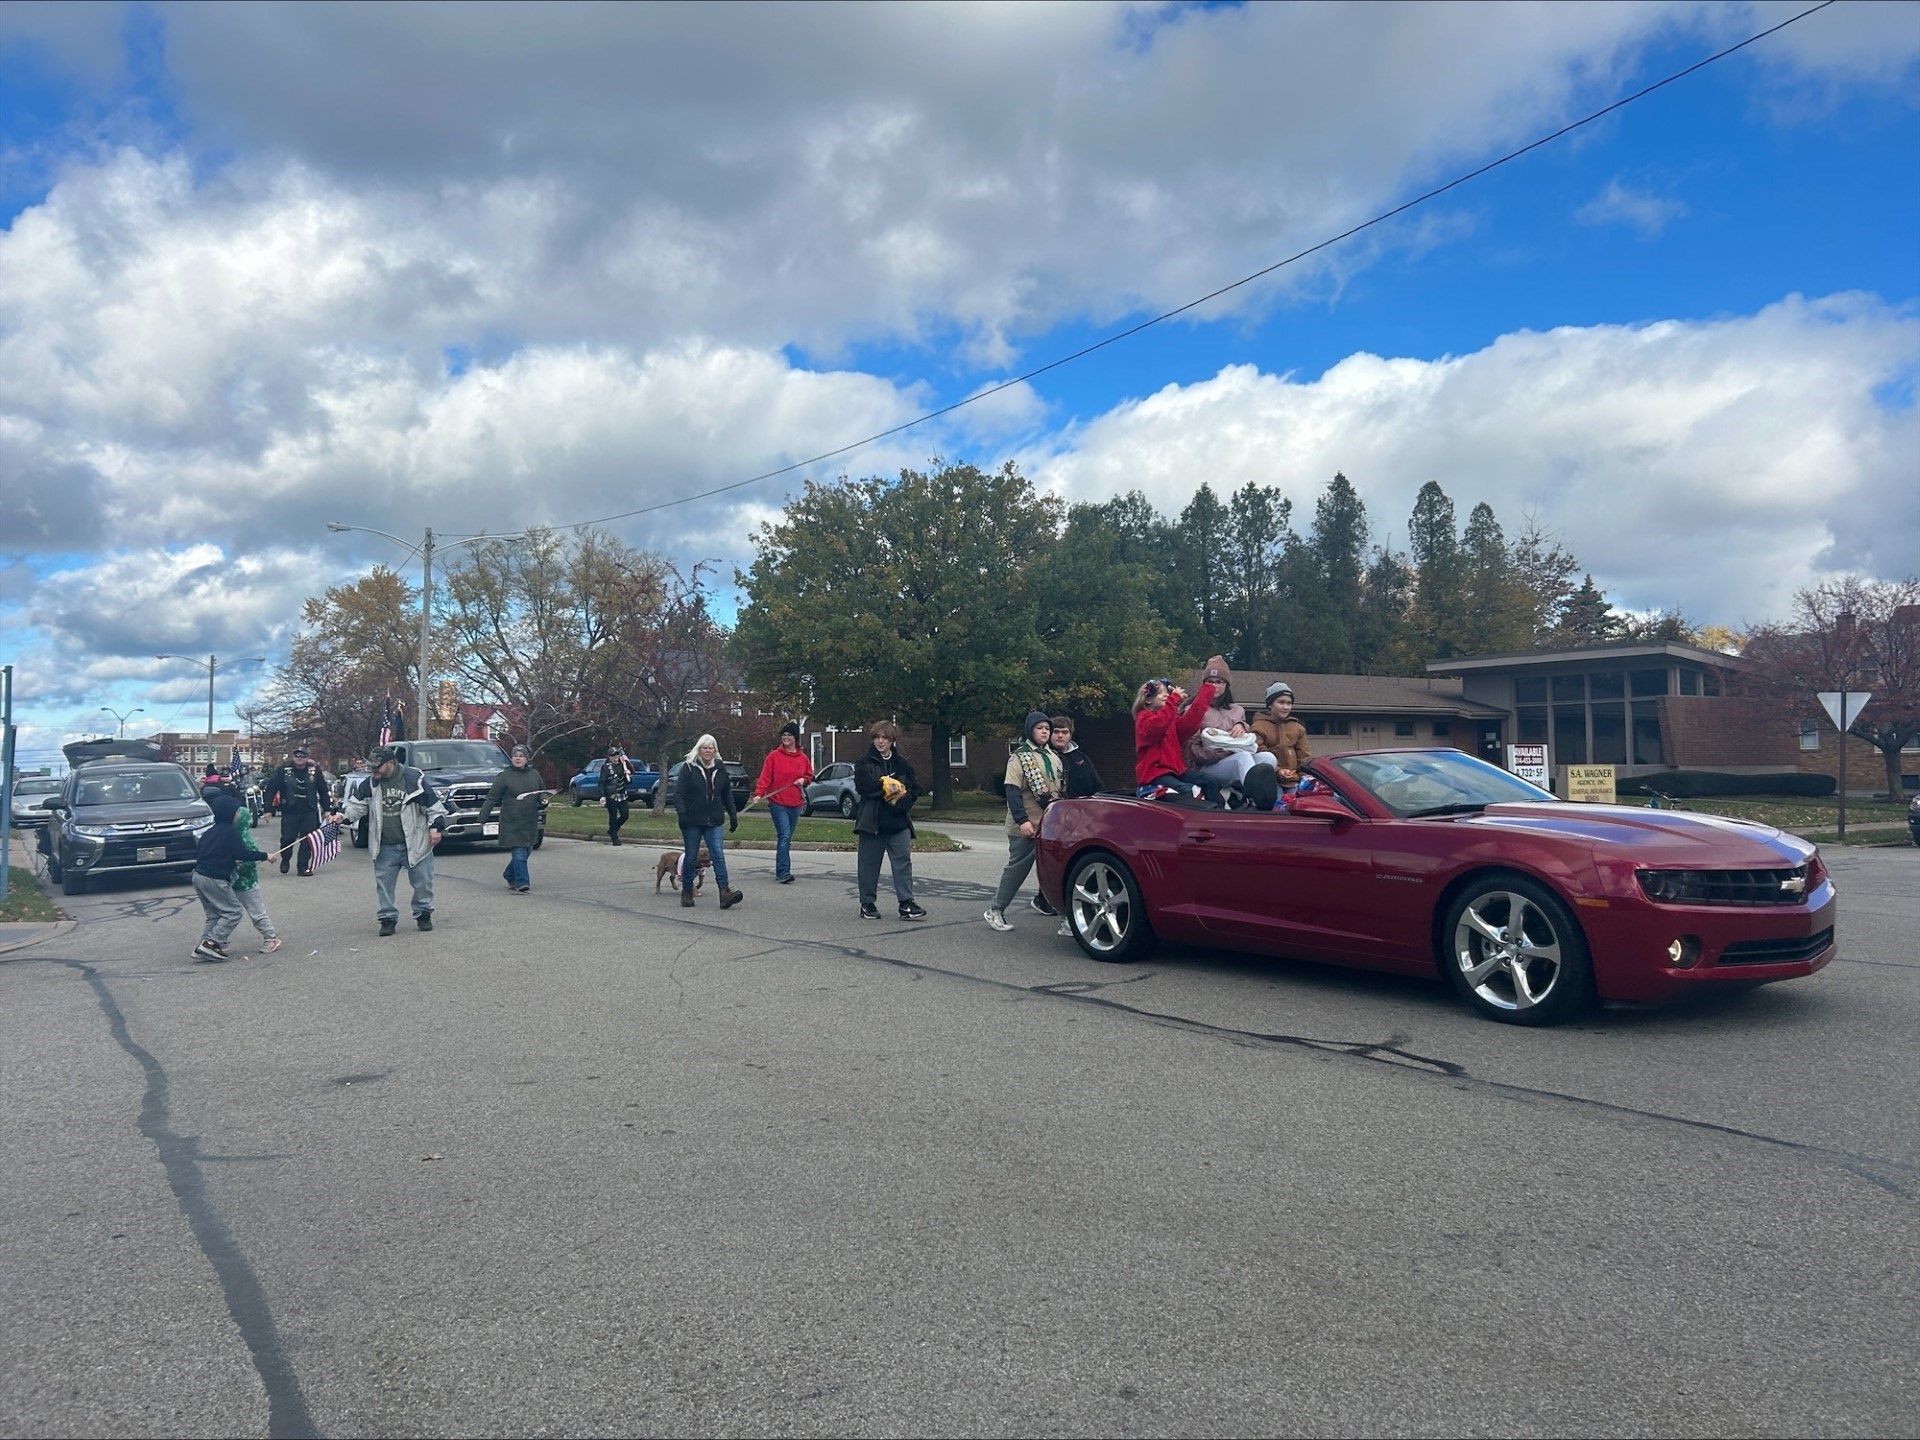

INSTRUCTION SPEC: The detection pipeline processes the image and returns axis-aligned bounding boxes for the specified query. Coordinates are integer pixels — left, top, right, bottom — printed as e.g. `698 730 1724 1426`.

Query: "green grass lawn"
0 865 61 924
541 805 961 852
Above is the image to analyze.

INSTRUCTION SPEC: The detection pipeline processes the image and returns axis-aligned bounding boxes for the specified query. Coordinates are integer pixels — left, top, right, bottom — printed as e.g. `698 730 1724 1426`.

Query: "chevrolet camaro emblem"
1780 875 1805 895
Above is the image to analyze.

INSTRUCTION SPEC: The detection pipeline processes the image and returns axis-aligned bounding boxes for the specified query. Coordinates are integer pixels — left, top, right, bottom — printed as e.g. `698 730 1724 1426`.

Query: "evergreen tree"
1407 481 1465 659
1549 574 1624 646
1175 484 1231 654
1222 480 1292 667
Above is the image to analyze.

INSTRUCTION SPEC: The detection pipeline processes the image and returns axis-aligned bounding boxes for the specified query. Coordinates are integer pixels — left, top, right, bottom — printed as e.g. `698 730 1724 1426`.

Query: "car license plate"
137 845 166 862
482 822 499 836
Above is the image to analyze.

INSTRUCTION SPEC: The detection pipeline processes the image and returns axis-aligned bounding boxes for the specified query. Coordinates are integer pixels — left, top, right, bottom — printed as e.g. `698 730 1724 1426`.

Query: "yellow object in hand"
880 776 907 803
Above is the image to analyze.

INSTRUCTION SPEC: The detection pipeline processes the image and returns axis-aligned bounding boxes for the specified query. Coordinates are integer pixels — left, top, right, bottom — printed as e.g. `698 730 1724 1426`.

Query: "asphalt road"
3 829 1916 1439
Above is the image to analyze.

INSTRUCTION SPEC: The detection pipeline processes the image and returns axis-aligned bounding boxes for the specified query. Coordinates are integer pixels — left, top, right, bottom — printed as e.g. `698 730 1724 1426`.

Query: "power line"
553 0 1835 531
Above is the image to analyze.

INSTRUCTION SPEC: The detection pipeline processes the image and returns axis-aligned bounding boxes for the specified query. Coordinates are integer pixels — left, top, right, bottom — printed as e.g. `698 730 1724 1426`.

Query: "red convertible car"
1034 748 1835 1025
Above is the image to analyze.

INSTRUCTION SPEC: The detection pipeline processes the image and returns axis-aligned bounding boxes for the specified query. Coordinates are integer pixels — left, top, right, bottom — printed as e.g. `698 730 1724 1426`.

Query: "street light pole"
99 706 144 739
327 522 523 741
155 655 266 756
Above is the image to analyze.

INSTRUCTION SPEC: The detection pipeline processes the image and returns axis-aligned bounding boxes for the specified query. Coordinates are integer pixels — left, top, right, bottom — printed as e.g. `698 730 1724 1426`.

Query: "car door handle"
1190 828 1216 842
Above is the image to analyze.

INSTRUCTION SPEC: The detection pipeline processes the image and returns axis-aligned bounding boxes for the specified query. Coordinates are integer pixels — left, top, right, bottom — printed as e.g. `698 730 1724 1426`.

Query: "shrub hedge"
1616 771 1837 799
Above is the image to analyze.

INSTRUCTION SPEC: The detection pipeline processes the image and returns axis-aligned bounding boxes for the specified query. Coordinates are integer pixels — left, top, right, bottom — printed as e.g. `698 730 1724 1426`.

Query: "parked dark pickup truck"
338 739 548 850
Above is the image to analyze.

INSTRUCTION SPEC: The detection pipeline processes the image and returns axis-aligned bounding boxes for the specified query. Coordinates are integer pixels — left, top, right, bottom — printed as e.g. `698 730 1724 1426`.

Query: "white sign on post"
1815 691 1872 733
1507 743 1550 788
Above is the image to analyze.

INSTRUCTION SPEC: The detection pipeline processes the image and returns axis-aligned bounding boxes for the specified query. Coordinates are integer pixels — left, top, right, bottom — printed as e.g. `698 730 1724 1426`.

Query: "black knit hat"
780 721 801 739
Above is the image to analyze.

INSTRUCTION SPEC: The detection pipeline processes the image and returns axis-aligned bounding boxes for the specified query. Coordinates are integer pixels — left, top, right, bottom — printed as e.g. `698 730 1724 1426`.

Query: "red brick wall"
1661 696 1797 767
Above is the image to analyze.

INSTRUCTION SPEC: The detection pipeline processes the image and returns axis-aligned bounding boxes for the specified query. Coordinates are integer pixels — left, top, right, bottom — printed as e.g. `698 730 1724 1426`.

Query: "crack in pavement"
28 956 318 1438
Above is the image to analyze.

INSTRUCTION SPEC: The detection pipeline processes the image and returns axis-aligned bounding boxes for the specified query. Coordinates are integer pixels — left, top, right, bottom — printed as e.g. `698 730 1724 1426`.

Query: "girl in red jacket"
1134 654 1230 799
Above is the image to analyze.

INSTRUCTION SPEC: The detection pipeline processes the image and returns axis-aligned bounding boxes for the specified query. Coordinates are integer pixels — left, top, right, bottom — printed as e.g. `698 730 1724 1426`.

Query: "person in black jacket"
1049 715 1103 797
191 792 269 963
262 747 326 876
603 746 633 846
852 720 925 921
672 733 741 910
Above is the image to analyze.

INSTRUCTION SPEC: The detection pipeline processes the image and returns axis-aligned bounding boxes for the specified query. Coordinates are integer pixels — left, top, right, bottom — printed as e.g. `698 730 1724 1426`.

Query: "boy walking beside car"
191 792 270 962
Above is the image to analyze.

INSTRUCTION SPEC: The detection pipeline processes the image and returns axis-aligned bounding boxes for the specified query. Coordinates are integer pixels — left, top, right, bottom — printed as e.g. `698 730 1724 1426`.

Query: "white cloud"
1576 178 1688 236
1027 293 1920 624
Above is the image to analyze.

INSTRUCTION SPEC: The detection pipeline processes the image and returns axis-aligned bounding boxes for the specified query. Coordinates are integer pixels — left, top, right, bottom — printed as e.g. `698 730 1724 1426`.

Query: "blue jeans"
681 823 729 890
502 847 530 889
374 842 435 920
768 802 800 879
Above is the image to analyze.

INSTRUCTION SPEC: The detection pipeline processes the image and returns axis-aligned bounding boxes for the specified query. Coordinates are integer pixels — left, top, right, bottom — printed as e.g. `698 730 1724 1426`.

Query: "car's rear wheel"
1440 874 1593 1026
350 818 368 849
571 788 584 808
838 793 856 819
1064 852 1154 964
532 831 544 850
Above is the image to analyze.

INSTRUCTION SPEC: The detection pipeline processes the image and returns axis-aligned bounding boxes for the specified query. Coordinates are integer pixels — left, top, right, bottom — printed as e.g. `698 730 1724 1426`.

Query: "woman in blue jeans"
672 734 741 910
748 721 813 883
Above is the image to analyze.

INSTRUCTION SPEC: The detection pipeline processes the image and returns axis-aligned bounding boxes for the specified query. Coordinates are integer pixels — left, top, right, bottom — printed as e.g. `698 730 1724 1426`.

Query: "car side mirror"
1287 789 1356 822
48 802 70 815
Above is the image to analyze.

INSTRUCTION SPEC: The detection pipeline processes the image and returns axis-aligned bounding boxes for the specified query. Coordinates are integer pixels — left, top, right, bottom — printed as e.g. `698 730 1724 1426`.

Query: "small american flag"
378 699 404 746
303 819 344 870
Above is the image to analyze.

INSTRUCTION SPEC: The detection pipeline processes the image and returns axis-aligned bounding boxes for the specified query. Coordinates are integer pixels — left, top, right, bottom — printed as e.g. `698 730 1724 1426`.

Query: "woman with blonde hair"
671 733 741 909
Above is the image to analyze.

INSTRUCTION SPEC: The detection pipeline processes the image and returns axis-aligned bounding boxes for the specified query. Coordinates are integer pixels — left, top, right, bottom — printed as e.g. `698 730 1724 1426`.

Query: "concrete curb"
0 920 77 957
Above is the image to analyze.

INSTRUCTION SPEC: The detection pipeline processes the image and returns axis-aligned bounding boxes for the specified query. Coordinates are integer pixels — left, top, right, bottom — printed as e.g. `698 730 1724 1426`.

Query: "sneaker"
259 936 283 954
983 908 1013 932
898 902 927 921
515 885 530 893
1028 894 1058 916
416 912 433 931
192 940 229 962
778 874 795 884
859 902 882 920
378 917 397 936
1056 919 1072 938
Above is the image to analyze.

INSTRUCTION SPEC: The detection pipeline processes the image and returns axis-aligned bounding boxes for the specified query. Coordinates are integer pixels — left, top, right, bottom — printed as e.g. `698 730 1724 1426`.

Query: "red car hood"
1460 802 1815 865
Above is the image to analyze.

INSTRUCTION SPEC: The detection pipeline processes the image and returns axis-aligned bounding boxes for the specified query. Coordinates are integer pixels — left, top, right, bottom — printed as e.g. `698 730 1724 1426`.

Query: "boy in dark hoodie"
192 791 269 962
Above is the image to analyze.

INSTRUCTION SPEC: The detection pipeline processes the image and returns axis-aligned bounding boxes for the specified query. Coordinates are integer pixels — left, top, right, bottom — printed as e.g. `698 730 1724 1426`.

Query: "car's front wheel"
1440 874 1593 1026
571 787 584 808
61 859 87 896
350 818 368 849
838 793 856 819
1064 852 1154 964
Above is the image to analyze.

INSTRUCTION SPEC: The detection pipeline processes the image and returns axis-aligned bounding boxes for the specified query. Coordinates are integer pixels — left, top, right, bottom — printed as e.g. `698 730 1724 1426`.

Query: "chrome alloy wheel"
1068 858 1135 957
1451 889 1565 1013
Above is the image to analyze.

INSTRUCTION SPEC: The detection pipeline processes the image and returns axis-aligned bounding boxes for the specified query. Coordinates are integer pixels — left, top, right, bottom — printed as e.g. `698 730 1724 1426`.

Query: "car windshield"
73 768 199 805
410 743 511 770
1333 749 1554 818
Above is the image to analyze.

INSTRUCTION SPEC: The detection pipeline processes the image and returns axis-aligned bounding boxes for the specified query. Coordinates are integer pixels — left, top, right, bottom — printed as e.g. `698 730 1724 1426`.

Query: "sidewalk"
0 920 76 956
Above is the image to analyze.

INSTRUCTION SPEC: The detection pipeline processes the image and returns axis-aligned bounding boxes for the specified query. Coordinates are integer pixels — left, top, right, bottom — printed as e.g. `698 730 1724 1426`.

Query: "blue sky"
2 1 1917 770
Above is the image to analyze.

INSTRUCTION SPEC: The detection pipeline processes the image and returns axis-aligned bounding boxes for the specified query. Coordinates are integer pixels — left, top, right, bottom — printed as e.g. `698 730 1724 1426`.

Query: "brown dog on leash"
655 845 712 894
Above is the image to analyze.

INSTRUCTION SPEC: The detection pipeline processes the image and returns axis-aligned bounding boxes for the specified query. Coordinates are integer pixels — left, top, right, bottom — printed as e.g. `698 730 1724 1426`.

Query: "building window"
1632 701 1663 765
1799 720 1820 752
1393 720 1416 737
1551 674 1586 703
1591 704 1627 765
1514 677 1547 704
1678 669 1700 696
1516 707 1547 744
1554 706 1588 766
1630 668 1668 697
1304 718 1352 737
1431 720 1451 738
1589 672 1624 701
810 733 826 768
948 735 966 766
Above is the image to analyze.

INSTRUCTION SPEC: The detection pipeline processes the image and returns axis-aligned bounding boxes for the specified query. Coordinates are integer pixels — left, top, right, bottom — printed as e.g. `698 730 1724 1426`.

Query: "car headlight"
69 823 109 839
191 817 215 833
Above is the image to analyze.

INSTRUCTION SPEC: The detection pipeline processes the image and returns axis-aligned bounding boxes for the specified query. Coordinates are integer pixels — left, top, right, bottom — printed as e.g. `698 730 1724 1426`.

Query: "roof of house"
1425 640 1743 675
1229 671 1507 718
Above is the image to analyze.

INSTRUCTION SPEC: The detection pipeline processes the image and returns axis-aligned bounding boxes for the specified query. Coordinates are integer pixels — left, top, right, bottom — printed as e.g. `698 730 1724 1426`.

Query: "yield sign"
1816 691 1872 732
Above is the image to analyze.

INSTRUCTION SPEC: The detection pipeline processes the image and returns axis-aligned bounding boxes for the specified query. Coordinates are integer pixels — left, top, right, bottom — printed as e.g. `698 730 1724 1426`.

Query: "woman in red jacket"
749 722 814 884
1134 654 1230 801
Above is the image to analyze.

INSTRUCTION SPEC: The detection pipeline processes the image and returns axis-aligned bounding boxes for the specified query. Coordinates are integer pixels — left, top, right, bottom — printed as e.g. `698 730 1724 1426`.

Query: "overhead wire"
546 0 1836 532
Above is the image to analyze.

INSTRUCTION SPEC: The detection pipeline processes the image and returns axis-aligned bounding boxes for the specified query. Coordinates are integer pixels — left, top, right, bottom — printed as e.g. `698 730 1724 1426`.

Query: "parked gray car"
802 762 860 819
9 776 63 829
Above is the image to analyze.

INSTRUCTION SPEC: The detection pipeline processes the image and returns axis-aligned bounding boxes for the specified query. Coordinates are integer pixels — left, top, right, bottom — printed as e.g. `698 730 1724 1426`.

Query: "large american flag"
378 699 403 746
301 819 344 870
